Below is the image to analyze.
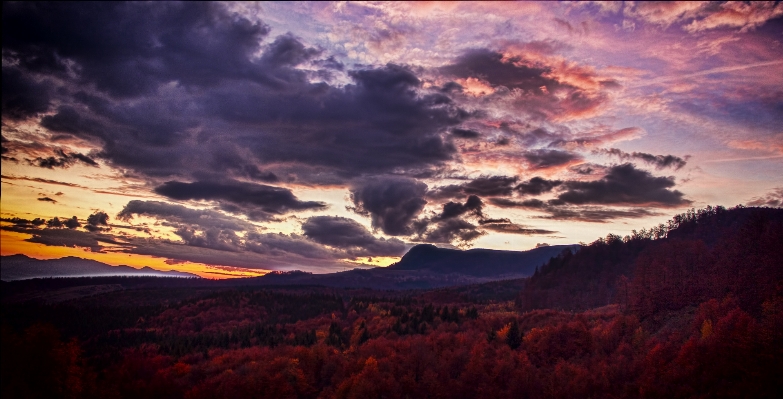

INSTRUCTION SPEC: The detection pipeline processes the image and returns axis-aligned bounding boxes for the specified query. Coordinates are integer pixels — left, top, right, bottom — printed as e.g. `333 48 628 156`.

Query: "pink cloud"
684 1 783 33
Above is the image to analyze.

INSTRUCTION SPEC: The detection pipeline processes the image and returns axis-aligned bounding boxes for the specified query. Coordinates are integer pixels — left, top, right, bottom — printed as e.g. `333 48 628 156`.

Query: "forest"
2 205 782 399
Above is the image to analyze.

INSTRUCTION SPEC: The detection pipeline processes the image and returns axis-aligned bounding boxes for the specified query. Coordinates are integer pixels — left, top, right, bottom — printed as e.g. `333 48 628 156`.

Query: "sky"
2 1 782 279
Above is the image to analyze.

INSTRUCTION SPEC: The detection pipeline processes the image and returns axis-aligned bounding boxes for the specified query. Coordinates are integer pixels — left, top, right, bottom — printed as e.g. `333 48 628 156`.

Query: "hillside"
517 206 783 319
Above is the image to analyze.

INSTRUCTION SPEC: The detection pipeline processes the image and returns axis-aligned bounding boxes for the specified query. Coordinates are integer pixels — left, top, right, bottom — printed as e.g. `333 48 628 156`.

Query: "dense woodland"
2 206 782 398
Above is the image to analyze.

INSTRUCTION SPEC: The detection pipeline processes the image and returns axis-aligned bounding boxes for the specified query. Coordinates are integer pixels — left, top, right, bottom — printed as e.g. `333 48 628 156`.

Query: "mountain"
389 244 579 277
0 255 200 281
242 244 578 289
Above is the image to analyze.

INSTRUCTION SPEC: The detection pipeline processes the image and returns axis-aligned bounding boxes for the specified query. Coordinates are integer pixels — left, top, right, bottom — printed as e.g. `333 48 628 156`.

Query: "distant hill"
241 244 578 289
0 255 200 281
389 244 579 277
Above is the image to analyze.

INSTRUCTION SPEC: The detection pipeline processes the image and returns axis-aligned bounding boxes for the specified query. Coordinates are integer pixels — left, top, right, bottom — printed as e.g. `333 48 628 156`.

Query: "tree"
506 320 522 349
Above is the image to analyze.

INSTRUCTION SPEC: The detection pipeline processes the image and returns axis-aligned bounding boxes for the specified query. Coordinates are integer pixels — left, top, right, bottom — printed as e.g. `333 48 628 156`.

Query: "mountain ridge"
0 254 200 281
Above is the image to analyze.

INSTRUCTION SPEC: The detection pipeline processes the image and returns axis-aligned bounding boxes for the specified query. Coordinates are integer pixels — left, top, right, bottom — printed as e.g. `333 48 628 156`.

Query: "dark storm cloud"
0 224 122 252
4 3 469 184
489 198 547 209
596 148 689 170
451 128 481 139
488 197 660 223
570 164 602 175
27 229 101 252
244 232 338 260
427 176 518 199
515 177 562 196
1 67 51 119
260 33 320 69
442 49 560 93
2 2 271 97
440 81 464 93
486 164 687 221
154 180 326 220
198 63 466 179
552 163 690 207
117 200 256 231
85 211 110 232
302 216 406 257
421 218 485 245
350 177 428 236
441 49 608 121
63 216 81 229
0 217 46 226
522 149 582 170
463 176 519 197
31 149 98 169
174 227 242 252
437 195 484 220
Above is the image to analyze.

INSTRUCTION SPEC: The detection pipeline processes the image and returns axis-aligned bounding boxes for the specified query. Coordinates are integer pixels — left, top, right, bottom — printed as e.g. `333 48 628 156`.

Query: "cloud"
625 2 707 28
442 49 560 94
478 219 557 235
516 177 563 195
0 217 46 226
1 224 118 252
5 3 469 185
451 128 481 139
596 148 689 170
63 216 81 229
30 149 98 169
117 200 257 231
153 180 327 220
2 2 272 97
1 67 51 120
437 195 484 220
85 211 110 232
538 207 661 223
522 149 582 170
174 227 243 252
486 164 687 221
301 216 407 257
0 175 86 188
488 197 661 223
747 187 783 207
37 197 57 203
551 163 690 207
350 177 428 236
441 48 609 121
421 218 485 245
489 198 547 209
427 176 519 199
684 2 783 33
621 1 782 33
244 232 338 260
549 127 645 150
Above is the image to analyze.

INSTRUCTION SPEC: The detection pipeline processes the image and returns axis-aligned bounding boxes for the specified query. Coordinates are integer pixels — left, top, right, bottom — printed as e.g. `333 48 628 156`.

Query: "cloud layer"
2 1 780 272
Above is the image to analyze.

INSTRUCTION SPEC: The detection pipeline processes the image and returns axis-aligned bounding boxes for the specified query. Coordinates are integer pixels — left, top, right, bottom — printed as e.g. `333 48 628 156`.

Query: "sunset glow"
2 2 781 277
